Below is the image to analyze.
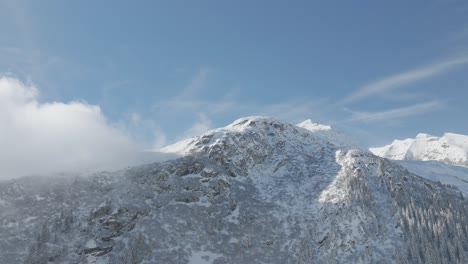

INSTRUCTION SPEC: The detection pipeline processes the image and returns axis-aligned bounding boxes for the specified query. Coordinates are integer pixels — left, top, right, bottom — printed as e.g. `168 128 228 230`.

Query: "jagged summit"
227 116 288 129
415 133 435 139
161 116 360 155
296 119 332 131
161 116 301 155
161 116 346 178
297 119 361 150
370 132 468 167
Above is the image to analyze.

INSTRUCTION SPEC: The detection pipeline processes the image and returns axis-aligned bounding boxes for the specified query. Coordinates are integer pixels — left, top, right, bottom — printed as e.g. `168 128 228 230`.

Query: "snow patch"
85 239 97 248
35 194 46 201
189 250 223 264
319 150 351 203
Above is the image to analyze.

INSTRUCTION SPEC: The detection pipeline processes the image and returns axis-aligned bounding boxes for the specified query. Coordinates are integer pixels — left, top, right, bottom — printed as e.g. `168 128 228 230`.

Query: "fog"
0 77 167 180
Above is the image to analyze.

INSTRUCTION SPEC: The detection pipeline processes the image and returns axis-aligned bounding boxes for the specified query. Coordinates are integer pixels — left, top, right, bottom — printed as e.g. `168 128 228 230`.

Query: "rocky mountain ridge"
0 117 467 263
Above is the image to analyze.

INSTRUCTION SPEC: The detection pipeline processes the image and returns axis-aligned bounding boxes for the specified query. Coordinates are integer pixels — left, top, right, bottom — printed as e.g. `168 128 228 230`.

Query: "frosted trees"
117 233 150 264
24 222 50 264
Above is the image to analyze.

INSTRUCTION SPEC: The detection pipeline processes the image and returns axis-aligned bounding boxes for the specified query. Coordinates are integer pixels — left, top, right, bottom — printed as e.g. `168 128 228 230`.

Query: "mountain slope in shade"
1 117 467 264
394 160 468 196
370 132 468 167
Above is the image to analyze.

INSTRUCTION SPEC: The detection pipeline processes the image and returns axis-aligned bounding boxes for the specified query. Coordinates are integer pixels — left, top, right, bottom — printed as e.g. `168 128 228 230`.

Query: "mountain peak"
296 119 332 131
161 116 298 155
371 132 468 167
228 116 282 128
415 133 435 139
161 116 360 156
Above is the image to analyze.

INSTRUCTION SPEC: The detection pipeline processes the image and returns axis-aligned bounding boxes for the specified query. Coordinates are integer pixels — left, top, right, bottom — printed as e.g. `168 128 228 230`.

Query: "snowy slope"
161 117 360 155
370 132 468 197
395 160 468 196
370 132 468 166
296 119 361 150
1 117 467 264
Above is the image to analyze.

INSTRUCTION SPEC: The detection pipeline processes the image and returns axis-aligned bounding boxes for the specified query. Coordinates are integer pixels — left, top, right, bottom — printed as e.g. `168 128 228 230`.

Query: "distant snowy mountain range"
1 117 467 263
370 132 468 195
370 132 468 167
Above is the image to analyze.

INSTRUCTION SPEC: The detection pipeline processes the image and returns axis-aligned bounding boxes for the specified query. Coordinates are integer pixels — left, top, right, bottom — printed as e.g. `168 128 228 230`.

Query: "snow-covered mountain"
394 160 468 196
1 117 467 263
161 117 359 155
296 119 361 150
370 132 468 197
370 132 468 167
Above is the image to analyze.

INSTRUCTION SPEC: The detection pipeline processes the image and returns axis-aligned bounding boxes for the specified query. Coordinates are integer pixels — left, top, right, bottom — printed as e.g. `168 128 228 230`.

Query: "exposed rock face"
1 117 467 263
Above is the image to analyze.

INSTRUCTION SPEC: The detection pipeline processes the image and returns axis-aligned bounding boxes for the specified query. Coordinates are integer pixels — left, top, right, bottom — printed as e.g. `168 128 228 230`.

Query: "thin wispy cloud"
180 114 213 139
258 98 335 124
176 67 213 99
151 68 338 144
347 100 444 122
342 57 468 104
118 111 168 151
153 67 235 115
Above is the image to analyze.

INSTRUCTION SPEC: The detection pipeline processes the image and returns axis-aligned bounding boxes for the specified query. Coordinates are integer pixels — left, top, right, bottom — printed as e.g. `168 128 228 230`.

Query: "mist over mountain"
1 117 467 264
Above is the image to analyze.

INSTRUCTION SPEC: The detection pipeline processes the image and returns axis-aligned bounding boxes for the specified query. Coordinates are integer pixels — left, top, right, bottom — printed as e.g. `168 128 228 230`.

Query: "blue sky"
1 0 468 151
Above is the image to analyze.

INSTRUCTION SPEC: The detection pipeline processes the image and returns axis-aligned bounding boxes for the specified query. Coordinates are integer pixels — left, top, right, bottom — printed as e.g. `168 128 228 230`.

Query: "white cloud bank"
0 77 141 180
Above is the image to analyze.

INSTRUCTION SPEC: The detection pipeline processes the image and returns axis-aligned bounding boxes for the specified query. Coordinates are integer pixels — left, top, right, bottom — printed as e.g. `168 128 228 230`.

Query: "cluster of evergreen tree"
379 159 468 264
